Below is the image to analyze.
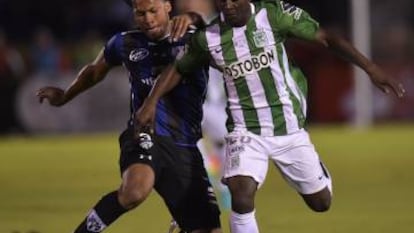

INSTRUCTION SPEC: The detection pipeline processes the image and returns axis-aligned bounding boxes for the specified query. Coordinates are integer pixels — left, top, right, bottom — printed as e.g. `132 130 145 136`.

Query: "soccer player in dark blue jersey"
36 0 221 232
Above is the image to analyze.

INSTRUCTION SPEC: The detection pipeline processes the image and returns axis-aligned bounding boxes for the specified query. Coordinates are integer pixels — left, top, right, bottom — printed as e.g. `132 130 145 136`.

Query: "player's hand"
368 65 406 98
170 13 200 42
134 99 157 139
36 86 67 106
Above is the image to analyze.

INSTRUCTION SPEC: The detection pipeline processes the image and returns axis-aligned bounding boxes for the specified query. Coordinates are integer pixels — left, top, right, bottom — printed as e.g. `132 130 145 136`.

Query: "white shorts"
223 129 332 195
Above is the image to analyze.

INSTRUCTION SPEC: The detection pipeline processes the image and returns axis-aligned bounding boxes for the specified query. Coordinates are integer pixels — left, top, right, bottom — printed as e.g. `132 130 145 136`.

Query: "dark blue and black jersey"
104 30 208 147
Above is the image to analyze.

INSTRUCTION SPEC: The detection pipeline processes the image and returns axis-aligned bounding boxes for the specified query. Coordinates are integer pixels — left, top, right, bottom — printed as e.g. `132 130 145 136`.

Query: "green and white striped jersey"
176 0 320 136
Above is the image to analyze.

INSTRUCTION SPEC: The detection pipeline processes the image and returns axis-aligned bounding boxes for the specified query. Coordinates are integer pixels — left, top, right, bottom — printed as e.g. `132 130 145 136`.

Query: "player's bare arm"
171 0 217 41
313 28 406 98
170 12 204 41
36 49 112 106
134 64 183 135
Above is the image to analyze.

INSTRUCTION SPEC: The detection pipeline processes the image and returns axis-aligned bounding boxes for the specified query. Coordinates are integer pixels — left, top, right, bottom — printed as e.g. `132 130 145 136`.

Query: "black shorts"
119 128 221 232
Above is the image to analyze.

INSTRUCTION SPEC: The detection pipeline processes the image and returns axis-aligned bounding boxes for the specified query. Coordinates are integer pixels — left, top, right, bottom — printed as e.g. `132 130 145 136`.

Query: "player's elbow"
316 28 348 50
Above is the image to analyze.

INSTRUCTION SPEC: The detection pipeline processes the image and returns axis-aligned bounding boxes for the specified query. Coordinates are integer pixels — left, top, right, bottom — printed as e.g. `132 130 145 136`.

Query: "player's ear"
164 0 172 13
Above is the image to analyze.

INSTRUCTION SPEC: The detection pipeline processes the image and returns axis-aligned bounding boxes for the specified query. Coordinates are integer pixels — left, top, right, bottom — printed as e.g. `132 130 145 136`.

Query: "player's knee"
229 187 256 214
302 187 332 212
306 195 331 212
117 185 150 209
227 176 257 214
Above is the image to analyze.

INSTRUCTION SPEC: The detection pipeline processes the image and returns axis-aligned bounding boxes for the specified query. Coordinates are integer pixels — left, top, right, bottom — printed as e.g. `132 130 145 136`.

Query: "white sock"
230 210 259 233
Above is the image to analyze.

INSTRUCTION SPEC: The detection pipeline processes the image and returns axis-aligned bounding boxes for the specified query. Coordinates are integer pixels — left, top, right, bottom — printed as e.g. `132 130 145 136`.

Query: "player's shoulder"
187 17 223 50
120 29 141 36
257 0 281 9
107 29 149 44
259 0 293 8
258 0 308 26
119 29 149 41
105 29 150 56
184 25 208 43
259 0 302 15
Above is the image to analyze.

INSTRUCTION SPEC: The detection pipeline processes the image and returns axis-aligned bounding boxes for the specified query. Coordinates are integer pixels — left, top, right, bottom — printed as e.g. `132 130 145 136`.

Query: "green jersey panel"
175 31 210 76
264 0 320 41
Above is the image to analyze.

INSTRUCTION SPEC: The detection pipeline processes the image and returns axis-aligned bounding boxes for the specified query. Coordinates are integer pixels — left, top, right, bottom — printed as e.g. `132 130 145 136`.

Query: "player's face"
175 0 215 15
215 0 251 27
133 0 172 40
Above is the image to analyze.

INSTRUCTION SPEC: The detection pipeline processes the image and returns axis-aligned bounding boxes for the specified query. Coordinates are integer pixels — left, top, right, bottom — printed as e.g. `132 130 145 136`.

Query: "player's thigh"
154 138 221 232
227 176 258 197
271 130 331 195
118 127 157 173
118 127 157 200
223 130 269 188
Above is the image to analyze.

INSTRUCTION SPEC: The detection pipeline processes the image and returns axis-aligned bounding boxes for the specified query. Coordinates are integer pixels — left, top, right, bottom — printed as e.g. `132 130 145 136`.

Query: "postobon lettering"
224 48 276 79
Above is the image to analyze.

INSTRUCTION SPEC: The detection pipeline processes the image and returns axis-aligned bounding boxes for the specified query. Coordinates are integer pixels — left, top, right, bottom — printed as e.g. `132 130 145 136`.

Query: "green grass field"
1 125 413 233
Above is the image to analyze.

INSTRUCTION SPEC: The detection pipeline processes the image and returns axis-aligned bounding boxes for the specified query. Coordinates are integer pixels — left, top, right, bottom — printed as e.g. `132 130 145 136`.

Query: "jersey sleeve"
103 33 123 66
175 31 210 76
271 1 320 41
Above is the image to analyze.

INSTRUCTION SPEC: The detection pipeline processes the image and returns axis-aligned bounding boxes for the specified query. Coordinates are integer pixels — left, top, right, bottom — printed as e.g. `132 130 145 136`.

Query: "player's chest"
207 25 282 79
123 45 186 84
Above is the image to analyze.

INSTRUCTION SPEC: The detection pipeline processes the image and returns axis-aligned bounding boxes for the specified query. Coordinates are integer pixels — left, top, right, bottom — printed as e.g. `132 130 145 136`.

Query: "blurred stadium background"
0 0 413 232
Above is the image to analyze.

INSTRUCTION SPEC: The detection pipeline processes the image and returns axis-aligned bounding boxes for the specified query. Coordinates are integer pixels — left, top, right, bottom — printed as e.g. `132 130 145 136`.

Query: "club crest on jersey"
280 1 303 20
253 29 268 48
223 48 277 79
138 133 153 150
129 48 149 62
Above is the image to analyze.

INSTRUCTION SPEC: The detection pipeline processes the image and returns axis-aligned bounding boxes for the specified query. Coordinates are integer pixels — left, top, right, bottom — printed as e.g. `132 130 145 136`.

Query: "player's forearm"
63 64 107 103
321 30 377 76
145 64 182 105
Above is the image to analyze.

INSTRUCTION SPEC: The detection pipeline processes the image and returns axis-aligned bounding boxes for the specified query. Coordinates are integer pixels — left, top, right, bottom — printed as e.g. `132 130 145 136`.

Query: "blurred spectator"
30 27 63 76
0 30 25 133
71 30 103 69
371 1 414 120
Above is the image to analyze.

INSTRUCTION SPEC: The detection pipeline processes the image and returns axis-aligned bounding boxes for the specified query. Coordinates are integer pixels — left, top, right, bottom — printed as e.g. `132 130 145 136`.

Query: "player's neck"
159 22 172 41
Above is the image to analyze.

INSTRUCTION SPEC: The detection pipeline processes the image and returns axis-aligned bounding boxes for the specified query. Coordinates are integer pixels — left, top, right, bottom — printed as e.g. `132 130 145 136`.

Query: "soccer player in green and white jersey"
135 0 406 232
